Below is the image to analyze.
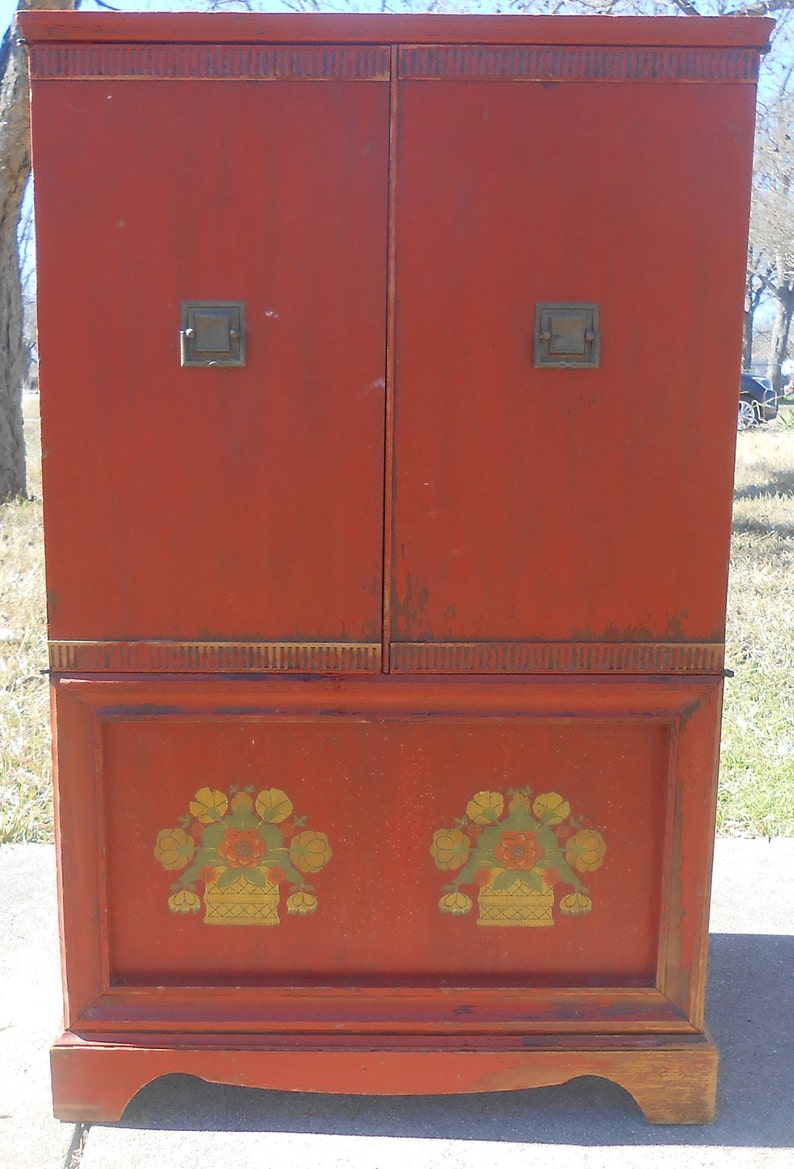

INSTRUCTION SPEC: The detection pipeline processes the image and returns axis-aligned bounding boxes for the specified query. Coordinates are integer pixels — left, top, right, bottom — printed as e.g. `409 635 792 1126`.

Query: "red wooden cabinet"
21 12 770 1124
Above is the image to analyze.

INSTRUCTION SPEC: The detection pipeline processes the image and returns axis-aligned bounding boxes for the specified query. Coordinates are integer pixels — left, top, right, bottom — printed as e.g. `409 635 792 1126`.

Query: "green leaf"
242 867 266 887
536 824 559 852
265 849 300 883
477 825 503 850
258 824 283 848
201 822 226 849
191 847 219 866
506 805 533 830
491 869 517 891
522 869 544 893
215 867 239 889
552 851 580 886
180 863 203 885
537 853 564 881
453 855 481 886
227 805 258 830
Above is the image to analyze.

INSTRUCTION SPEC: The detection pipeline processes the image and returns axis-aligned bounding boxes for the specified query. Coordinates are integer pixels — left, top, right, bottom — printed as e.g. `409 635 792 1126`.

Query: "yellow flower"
430 828 471 870
559 891 593 915
167 889 201 914
533 792 571 825
255 788 293 823
154 828 195 871
438 891 473 915
565 829 607 873
466 791 504 824
189 787 228 823
289 830 332 873
287 891 318 915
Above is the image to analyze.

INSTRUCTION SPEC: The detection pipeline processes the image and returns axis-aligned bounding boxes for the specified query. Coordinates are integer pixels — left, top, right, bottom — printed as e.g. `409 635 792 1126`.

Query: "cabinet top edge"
17 12 774 50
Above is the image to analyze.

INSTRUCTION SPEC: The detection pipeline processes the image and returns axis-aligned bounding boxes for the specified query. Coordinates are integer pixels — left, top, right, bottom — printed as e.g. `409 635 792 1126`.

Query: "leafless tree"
749 84 794 390
0 0 78 498
745 244 774 368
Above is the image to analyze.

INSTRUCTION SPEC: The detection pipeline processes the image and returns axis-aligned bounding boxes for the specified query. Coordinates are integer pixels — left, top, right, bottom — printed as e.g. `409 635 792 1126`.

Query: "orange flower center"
219 828 267 868
494 829 542 871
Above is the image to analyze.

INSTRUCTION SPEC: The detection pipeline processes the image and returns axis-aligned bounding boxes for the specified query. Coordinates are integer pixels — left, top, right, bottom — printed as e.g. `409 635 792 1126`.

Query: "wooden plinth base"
51 1032 718 1125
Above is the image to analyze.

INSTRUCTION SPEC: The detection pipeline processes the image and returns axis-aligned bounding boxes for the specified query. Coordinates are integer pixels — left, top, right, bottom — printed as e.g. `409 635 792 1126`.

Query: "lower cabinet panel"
51 673 722 1119
106 709 664 986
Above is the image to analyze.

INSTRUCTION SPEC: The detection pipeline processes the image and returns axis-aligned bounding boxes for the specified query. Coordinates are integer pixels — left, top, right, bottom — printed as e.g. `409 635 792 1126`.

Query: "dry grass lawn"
0 393 49 841
1 398 792 841
722 411 794 835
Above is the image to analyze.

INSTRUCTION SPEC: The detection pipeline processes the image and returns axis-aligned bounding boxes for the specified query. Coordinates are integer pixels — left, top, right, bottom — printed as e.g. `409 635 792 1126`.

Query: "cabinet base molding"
50 1031 718 1125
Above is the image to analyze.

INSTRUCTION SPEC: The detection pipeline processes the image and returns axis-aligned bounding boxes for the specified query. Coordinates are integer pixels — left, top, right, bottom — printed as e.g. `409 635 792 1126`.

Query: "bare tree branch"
670 0 702 17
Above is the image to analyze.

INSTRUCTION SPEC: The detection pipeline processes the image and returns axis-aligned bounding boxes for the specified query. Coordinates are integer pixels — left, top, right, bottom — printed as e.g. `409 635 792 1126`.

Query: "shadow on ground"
731 516 794 539
733 469 794 502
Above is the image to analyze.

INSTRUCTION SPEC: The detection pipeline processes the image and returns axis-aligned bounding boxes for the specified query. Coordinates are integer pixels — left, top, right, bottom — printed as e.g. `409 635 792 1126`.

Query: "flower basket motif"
154 785 331 927
431 786 606 928
477 878 555 927
203 874 280 926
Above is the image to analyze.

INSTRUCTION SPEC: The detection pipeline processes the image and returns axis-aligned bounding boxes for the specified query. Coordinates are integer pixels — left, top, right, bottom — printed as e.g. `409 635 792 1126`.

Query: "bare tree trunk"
766 284 794 395
743 271 766 370
743 298 755 370
0 0 77 499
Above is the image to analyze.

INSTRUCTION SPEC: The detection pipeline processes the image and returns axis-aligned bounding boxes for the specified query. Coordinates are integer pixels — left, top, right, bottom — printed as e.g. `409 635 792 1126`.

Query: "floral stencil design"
431 786 605 927
154 786 331 926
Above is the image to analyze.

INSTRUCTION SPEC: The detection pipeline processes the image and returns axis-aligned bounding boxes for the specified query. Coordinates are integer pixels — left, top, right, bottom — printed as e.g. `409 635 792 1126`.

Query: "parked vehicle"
739 373 778 429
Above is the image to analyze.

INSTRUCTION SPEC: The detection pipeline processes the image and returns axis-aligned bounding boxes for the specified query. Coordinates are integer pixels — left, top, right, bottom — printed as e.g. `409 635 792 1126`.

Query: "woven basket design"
477 878 555 927
203 874 280 926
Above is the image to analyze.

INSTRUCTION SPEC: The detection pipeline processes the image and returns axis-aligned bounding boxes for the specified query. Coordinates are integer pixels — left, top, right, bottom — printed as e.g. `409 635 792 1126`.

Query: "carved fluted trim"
28 43 391 81
49 640 382 673
389 642 724 674
398 45 760 83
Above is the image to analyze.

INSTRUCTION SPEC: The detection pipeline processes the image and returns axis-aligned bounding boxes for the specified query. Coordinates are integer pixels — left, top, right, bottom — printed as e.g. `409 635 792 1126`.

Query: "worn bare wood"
50 1032 718 1124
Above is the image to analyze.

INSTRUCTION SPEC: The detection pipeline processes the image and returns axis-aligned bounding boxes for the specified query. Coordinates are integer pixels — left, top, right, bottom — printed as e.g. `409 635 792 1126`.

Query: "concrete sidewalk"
2 839 792 1169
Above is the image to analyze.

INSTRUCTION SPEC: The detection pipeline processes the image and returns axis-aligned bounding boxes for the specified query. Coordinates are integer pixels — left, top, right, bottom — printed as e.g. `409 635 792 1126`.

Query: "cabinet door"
390 66 754 670
34 69 390 658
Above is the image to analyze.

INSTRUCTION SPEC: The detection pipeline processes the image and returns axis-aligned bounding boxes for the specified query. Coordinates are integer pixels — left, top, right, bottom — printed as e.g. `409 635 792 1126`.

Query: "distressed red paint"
21 11 769 1124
